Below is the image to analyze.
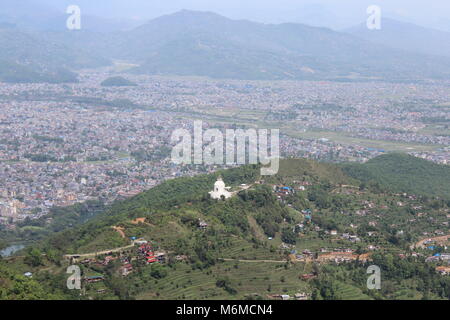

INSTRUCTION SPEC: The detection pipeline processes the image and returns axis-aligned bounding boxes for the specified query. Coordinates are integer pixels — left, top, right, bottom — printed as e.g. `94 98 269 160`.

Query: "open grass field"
284 128 439 152
178 106 440 153
112 60 139 72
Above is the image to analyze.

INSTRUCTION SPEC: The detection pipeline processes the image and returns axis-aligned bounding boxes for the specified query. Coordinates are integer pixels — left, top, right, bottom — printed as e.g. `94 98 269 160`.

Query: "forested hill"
100 76 137 87
0 26 109 83
112 10 450 81
342 153 450 198
2 155 450 300
6 155 449 246
36 165 261 253
4 10 450 82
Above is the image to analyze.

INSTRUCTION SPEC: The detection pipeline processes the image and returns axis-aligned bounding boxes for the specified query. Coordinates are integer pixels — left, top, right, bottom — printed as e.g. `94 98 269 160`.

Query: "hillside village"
3 159 448 300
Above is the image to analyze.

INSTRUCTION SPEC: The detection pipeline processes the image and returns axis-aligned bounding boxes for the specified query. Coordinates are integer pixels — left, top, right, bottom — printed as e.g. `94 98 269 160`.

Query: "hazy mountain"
0 26 110 83
289 4 350 30
3 9 450 82
0 0 55 18
95 10 450 81
101 76 137 87
346 18 450 58
0 0 61 31
0 0 137 32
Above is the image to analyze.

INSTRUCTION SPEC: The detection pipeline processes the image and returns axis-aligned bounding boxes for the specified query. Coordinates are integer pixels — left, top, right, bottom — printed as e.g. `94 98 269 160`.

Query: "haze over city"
0 0 449 305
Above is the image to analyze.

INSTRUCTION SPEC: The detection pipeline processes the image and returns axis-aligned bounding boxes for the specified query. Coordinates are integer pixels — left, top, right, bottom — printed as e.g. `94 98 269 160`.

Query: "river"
0 244 25 257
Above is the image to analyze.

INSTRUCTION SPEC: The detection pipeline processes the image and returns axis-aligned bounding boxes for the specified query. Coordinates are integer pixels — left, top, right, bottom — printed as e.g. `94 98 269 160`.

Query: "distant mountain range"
0 26 110 83
0 0 139 32
99 10 450 81
346 18 450 58
2 9 450 83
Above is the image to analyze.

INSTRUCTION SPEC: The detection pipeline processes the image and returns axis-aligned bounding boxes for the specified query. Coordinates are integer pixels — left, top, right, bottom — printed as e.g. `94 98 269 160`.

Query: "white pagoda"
209 176 232 200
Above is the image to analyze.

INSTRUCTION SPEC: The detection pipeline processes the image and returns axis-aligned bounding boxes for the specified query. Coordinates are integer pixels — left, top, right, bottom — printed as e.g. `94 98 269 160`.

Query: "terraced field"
217 238 285 261
136 260 311 300
335 281 371 300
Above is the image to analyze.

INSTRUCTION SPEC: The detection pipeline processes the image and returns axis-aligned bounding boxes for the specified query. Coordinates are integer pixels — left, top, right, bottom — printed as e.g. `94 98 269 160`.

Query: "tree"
281 227 297 245
150 264 168 279
216 277 237 295
24 248 43 267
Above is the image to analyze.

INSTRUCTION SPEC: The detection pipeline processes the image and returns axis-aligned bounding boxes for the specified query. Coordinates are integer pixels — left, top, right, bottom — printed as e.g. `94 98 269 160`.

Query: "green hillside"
270 158 356 185
0 27 109 83
1 156 450 300
0 59 78 83
342 154 450 198
98 10 450 81
3 10 450 82
346 18 450 58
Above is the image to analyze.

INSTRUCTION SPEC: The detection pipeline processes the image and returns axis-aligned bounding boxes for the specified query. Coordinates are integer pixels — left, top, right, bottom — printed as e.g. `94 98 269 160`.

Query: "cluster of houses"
137 243 166 266
316 251 371 264
273 185 295 197
425 253 450 263
290 249 313 262
79 254 134 278
120 263 133 277
418 235 450 249
80 255 116 267
435 266 450 275
341 233 361 243
397 250 450 276
289 248 371 264
85 275 105 283
273 183 310 202
77 239 168 278
416 236 450 276
119 256 134 277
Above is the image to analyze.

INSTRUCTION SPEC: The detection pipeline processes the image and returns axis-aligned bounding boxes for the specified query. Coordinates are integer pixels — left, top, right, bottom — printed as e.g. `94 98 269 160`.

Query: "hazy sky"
26 0 450 31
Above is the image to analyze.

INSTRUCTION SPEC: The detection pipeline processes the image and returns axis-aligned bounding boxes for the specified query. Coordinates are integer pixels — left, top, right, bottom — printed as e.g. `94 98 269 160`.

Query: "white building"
209 177 232 200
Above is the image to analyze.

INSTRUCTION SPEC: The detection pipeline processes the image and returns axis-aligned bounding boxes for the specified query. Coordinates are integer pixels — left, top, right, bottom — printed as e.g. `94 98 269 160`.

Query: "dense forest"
342 153 450 198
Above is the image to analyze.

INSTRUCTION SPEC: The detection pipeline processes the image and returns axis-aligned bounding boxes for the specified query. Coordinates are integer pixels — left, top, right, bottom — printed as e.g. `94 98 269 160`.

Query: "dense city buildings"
0 69 449 225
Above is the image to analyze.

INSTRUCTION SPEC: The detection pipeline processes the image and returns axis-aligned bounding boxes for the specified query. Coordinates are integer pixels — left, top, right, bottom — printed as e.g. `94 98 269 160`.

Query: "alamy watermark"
367 5 382 30
171 121 279 175
367 265 381 290
66 265 81 290
66 5 81 30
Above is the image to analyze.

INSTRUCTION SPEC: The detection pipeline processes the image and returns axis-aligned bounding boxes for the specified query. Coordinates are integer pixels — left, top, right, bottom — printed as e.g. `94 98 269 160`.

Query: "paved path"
64 242 135 260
